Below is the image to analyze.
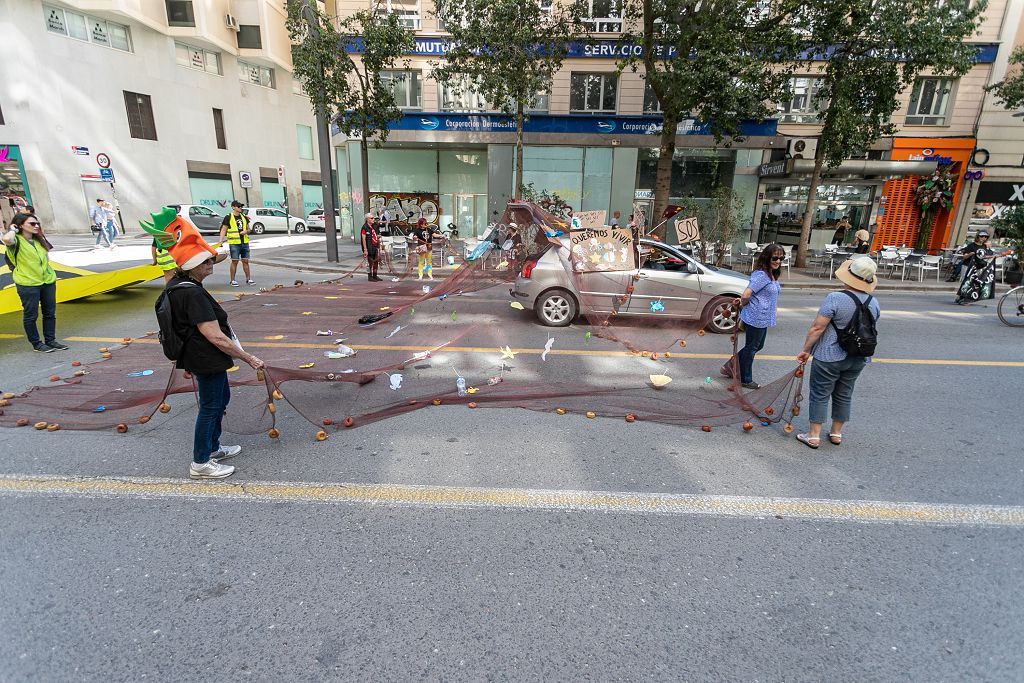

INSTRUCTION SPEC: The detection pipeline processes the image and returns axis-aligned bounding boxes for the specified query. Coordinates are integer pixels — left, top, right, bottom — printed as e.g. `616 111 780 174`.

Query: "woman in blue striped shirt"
722 244 784 389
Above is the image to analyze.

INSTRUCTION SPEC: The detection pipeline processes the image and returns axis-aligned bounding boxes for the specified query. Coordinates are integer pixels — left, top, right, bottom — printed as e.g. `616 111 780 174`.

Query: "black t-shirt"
360 223 380 250
412 227 433 246
167 276 233 374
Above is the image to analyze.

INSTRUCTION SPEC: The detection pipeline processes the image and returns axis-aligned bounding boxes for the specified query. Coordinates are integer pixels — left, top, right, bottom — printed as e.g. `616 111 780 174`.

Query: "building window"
570 73 617 114
643 81 662 113
0 102 5 125
238 60 275 89
213 109 227 149
237 25 262 49
44 5 132 52
297 125 314 160
165 1 195 27
439 75 488 112
379 71 421 109
123 91 157 141
378 0 420 30
583 0 621 32
175 42 221 75
527 90 549 113
778 76 825 123
906 77 954 125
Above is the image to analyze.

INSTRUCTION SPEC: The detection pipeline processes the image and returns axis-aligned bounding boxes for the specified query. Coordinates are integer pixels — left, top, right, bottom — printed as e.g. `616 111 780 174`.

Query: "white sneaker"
189 460 235 479
246 279 255 285
212 444 242 460
230 280 239 287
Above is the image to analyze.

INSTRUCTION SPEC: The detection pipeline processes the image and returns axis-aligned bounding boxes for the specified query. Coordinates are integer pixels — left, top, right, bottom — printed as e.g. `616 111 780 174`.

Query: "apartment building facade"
330 0 1007 251
0 0 327 233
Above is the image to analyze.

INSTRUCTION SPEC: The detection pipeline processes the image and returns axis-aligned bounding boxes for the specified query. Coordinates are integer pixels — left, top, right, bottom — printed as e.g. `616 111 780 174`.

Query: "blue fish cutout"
127 370 154 377
649 300 665 313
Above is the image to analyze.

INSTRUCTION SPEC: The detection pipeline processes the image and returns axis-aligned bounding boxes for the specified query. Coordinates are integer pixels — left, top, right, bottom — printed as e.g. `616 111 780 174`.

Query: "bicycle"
997 284 1024 327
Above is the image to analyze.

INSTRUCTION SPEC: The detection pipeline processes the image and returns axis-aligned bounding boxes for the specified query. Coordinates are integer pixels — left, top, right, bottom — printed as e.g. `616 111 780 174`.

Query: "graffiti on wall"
369 192 440 228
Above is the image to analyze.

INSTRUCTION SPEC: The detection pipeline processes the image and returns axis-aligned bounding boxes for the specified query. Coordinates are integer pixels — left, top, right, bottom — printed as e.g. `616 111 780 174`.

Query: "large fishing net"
0 202 804 439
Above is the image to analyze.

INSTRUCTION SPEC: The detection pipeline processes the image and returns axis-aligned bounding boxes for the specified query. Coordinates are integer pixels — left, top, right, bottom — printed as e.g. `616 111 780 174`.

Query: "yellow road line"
4 335 1021 367
0 474 1021 527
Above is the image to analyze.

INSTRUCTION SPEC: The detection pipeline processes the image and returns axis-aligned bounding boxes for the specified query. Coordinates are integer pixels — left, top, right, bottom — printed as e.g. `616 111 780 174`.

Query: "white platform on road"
49 235 326 268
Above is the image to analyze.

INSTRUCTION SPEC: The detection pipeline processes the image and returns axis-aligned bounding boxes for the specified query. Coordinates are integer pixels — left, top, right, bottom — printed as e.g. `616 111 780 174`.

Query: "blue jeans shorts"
229 243 251 260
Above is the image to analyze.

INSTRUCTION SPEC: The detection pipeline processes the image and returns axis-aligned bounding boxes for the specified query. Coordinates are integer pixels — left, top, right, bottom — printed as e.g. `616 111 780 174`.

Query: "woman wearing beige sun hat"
853 229 871 254
793 256 881 449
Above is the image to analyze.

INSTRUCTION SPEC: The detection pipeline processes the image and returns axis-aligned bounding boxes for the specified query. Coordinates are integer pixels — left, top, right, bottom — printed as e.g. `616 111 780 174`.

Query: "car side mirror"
687 261 698 274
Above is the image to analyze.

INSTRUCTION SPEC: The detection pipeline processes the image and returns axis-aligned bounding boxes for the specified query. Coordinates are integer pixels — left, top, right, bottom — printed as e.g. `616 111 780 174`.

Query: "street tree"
286 1 414 225
617 0 802 239
791 0 986 266
986 46 1024 110
431 0 584 200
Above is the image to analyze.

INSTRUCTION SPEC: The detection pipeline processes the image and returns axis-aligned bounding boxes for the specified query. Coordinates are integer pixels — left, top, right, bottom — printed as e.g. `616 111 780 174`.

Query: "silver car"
511 238 748 332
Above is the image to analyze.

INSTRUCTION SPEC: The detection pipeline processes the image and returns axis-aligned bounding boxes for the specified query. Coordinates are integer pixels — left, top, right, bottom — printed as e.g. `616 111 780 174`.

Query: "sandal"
796 433 820 449
828 433 842 445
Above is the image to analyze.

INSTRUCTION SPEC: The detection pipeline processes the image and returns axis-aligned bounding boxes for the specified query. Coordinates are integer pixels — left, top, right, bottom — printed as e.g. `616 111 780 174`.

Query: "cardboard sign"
573 210 607 229
570 227 636 272
675 216 700 244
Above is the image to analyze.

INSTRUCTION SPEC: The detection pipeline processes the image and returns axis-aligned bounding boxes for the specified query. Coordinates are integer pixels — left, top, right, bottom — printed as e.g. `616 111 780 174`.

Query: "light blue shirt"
813 290 881 362
739 269 782 328
89 205 105 225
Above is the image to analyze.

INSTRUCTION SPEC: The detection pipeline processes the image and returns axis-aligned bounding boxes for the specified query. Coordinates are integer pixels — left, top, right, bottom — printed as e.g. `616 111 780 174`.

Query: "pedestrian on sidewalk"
361 212 381 281
90 198 112 248
412 217 435 280
218 201 254 287
722 243 784 389
102 201 118 248
794 257 881 449
2 213 68 352
153 208 264 479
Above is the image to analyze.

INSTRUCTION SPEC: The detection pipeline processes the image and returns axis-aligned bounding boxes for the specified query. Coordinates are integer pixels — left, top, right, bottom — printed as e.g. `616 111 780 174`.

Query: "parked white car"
243 207 307 234
307 208 340 232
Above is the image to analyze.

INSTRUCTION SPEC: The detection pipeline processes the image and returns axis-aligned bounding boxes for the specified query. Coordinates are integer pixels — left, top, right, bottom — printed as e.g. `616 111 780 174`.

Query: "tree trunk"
359 134 370 224
514 99 524 201
652 113 678 240
796 154 824 268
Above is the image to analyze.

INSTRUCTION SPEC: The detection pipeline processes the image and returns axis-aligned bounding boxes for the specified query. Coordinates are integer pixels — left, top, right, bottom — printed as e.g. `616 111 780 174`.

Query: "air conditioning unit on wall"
787 138 818 160
225 14 240 30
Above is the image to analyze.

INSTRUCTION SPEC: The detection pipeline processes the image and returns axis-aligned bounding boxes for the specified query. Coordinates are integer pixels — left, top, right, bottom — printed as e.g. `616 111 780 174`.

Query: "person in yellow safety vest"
151 238 177 283
2 213 68 352
218 200 254 287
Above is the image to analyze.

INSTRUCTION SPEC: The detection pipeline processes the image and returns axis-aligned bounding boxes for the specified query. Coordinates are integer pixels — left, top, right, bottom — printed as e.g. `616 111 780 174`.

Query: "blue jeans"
193 371 230 464
104 220 118 244
94 225 111 246
16 282 56 348
808 356 868 425
737 324 768 384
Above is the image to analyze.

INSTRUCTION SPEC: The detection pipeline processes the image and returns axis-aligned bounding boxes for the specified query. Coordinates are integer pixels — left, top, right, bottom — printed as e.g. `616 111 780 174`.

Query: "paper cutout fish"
509 301 524 310
389 373 403 391
650 300 665 313
542 337 555 361
386 325 403 339
649 374 672 388
499 346 516 360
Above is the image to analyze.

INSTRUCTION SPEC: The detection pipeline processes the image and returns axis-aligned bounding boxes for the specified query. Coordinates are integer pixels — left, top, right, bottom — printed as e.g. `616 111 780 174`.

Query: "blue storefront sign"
335 113 777 138
343 36 998 64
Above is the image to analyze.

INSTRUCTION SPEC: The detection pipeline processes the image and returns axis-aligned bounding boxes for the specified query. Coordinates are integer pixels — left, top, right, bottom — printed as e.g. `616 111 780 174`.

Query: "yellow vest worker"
218 201 254 287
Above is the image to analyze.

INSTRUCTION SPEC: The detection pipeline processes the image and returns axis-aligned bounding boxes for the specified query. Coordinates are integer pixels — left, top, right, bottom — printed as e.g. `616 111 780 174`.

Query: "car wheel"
703 296 739 334
294 223 306 234
535 289 577 327
250 223 265 235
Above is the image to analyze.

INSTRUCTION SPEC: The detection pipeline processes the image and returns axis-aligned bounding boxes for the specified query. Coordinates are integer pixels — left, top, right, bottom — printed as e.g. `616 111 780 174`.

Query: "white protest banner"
675 216 701 244
570 227 636 272
573 210 607 229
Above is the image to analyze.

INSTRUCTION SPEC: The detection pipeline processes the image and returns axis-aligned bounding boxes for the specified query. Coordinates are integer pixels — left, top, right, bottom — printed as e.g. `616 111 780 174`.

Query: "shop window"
583 0 621 32
237 25 262 50
570 73 617 114
175 42 222 75
378 0 420 29
636 149 736 199
239 60 275 89
297 125 314 160
123 91 157 141
527 91 549 113
44 4 131 52
906 77 954 125
379 71 422 109
213 109 227 150
439 75 488 112
165 1 195 27
778 77 824 123
643 82 662 113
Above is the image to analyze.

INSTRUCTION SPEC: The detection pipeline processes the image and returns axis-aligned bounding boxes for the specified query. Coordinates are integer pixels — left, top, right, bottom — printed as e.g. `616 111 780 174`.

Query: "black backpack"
155 282 197 361
831 290 878 357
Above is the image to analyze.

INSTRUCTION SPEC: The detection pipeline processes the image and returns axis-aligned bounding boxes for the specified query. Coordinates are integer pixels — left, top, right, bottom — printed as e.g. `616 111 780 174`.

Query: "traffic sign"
100 168 114 182
239 171 253 188
277 165 285 182
96 153 111 169
71 146 89 155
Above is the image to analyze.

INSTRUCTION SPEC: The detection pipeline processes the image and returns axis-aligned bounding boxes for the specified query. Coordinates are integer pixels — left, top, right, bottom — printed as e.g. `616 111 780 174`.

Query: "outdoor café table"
827 251 852 279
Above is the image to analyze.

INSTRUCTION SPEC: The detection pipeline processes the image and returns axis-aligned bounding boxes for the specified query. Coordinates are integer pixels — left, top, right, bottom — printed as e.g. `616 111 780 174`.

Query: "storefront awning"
760 158 937 179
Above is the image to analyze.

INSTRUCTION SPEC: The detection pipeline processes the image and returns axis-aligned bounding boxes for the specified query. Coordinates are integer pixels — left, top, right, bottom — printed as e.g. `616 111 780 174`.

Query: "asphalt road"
1 248 1022 680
